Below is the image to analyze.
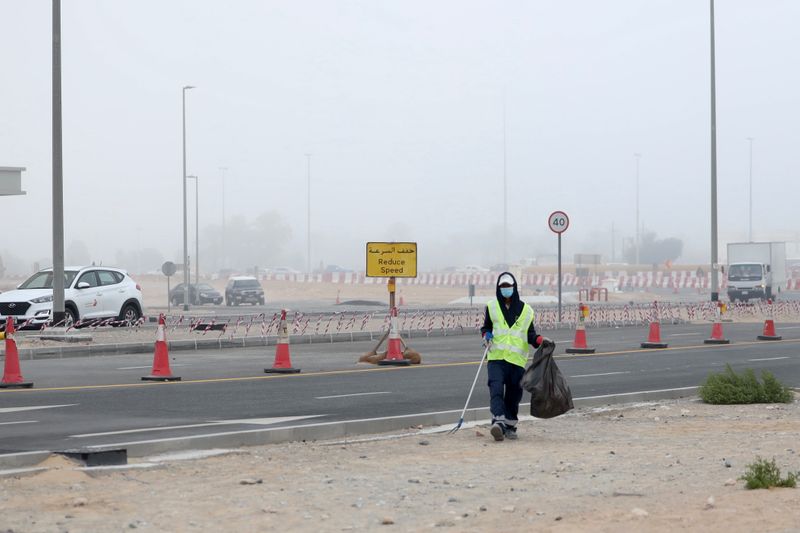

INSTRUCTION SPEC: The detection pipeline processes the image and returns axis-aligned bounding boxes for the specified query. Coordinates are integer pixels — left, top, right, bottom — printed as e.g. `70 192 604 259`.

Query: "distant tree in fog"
66 240 91 265
624 232 683 265
115 248 164 274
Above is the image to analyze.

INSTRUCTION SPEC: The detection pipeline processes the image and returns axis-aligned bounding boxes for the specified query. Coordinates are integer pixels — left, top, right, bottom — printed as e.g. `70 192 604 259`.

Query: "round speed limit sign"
548 211 569 234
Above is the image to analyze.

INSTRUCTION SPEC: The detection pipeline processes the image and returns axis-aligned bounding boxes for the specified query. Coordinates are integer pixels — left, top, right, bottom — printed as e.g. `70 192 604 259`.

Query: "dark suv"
169 283 223 306
225 277 265 306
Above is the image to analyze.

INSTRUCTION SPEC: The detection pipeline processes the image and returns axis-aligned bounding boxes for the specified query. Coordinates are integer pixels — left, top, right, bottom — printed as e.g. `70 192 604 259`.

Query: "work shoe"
505 426 518 440
490 422 505 442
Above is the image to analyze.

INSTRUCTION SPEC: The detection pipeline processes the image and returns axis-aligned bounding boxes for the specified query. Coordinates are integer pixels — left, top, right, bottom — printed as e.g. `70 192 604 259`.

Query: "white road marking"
315 391 391 400
670 333 702 337
69 415 323 438
575 386 698 400
747 357 789 362
0 404 77 414
83 387 703 451
117 364 187 370
778 326 800 330
569 371 631 378
0 420 37 426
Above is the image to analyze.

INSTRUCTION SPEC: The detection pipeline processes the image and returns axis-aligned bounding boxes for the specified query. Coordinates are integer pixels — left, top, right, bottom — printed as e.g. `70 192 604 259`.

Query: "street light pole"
187 175 199 285
306 153 312 274
182 85 195 311
747 137 753 242
502 92 507 265
219 166 228 271
52 0 65 325
634 153 641 266
709 0 720 302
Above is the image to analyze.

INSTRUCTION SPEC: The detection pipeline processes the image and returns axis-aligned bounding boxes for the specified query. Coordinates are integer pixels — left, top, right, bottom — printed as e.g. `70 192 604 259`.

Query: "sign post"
365 242 419 366
366 241 418 308
162 261 177 313
548 211 570 322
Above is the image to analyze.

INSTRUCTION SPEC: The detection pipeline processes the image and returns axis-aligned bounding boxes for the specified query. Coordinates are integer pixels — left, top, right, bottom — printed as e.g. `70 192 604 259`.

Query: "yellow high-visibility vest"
487 299 534 368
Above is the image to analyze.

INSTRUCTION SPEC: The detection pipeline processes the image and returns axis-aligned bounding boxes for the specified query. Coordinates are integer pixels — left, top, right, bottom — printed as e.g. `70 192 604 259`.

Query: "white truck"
725 242 786 302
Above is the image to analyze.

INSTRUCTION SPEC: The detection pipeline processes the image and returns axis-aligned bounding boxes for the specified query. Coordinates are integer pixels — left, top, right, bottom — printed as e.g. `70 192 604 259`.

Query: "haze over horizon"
2 1 799 276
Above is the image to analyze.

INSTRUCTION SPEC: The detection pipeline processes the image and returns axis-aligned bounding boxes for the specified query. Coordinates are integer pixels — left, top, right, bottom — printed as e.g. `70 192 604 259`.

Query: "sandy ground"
2 396 799 532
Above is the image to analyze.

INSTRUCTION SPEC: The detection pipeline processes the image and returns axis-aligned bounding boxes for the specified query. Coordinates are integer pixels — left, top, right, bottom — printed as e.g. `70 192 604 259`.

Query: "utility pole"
181 85 195 311
502 92 507 265
611 221 616 262
219 166 228 271
51 0 65 325
709 0 720 302
306 154 312 274
634 153 641 266
747 137 753 241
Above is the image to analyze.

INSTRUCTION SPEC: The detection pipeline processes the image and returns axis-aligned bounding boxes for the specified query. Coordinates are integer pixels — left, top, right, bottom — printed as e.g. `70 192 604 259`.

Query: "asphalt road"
1 321 799 455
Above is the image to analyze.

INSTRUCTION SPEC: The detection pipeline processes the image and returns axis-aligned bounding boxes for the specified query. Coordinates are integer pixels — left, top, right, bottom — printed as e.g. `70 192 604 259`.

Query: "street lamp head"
183 85 196 90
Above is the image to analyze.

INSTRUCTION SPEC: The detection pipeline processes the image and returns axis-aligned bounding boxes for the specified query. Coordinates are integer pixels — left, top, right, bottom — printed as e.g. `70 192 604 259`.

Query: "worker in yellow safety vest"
480 272 548 441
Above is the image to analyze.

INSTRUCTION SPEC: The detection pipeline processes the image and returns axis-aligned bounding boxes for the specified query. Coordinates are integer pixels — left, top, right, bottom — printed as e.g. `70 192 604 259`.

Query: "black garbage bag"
521 341 574 419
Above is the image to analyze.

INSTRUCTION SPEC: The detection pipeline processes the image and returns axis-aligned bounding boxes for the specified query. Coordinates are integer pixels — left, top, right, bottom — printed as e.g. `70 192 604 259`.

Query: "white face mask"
500 287 514 298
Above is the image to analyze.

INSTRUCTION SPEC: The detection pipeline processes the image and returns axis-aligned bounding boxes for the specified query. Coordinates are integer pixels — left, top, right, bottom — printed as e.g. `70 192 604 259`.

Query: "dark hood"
495 271 520 305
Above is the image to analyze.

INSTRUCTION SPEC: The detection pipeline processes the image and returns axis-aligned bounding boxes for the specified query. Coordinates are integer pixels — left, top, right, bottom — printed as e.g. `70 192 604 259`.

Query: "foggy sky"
2 0 799 274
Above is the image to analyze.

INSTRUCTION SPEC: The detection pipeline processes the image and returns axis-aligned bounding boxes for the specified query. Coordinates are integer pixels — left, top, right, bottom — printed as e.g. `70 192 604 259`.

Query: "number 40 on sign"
548 211 569 234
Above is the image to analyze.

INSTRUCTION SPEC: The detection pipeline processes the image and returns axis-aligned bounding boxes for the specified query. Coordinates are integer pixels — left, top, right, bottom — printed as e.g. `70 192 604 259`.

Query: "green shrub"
740 457 798 489
699 364 794 404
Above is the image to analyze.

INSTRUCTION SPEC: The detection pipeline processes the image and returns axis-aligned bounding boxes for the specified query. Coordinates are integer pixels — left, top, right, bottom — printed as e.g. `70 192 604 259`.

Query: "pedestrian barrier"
0 317 33 388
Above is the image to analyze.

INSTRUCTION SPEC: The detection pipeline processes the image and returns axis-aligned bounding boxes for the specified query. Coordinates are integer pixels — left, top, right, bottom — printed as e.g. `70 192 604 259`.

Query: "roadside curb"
0 387 699 471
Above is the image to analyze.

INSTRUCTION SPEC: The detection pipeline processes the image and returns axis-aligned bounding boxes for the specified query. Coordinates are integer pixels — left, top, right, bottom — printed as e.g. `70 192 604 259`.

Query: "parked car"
225 276 265 306
268 266 301 275
324 264 352 273
0 266 143 326
462 265 490 273
169 283 223 306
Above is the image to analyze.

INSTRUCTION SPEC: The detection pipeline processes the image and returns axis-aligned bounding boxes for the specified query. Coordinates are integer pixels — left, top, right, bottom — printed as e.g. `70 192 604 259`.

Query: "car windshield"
197 284 215 291
728 264 763 280
235 280 261 288
18 270 79 289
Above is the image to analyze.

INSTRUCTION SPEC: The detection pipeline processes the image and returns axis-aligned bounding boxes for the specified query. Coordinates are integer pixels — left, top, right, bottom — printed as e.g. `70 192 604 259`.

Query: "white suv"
0 266 144 327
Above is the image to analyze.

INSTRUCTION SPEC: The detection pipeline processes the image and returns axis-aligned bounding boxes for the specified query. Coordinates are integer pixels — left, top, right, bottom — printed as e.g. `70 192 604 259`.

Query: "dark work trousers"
487 359 525 427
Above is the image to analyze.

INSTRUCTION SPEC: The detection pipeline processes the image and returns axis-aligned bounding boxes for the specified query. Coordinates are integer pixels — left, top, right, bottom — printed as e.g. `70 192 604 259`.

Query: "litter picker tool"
448 344 490 434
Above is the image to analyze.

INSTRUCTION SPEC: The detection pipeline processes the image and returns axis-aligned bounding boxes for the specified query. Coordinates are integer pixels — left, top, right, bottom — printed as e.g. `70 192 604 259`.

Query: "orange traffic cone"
265 310 301 374
378 307 410 366
641 321 668 349
757 300 782 341
1 318 33 389
704 306 730 345
142 314 181 381
565 321 595 354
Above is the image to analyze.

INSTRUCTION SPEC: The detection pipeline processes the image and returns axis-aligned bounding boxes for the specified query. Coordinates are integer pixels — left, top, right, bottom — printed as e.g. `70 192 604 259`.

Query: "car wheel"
119 303 141 324
64 307 78 328
259 298 265 306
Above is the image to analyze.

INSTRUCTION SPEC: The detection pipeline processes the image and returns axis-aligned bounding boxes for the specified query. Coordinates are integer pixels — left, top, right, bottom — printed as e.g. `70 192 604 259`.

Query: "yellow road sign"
366 242 417 278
